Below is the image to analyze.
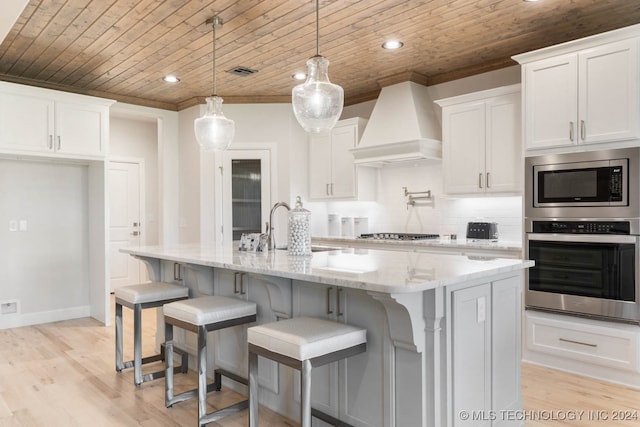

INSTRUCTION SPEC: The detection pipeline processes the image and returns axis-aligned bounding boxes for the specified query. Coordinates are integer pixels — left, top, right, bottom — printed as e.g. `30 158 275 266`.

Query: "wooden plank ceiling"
0 0 639 111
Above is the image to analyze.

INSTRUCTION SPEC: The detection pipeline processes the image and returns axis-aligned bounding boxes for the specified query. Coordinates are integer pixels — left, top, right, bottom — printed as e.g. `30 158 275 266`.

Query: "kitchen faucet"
266 201 290 249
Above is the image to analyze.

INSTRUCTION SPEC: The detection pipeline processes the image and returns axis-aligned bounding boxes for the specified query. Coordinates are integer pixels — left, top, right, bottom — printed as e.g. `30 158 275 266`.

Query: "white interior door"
109 161 144 291
220 149 271 244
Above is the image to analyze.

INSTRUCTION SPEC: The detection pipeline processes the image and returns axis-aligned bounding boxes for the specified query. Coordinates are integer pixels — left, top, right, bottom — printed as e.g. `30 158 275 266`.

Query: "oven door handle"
527 233 639 244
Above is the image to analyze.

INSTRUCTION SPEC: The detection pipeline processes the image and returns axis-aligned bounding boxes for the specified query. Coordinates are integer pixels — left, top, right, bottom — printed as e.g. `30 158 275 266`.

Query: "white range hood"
350 81 442 167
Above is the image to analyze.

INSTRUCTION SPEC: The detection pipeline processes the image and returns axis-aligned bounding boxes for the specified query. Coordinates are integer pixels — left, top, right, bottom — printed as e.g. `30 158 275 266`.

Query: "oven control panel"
532 220 631 234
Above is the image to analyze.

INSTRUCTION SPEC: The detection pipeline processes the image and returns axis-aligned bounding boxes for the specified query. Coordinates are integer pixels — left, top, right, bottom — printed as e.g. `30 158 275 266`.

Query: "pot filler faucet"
266 201 290 250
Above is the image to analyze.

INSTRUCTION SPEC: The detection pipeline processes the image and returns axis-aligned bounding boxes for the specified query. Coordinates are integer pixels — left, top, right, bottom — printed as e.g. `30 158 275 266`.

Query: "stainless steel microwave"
525 147 640 220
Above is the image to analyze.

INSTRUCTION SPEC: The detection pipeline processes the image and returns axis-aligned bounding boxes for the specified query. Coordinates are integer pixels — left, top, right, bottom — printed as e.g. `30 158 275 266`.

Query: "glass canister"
288 196 312 256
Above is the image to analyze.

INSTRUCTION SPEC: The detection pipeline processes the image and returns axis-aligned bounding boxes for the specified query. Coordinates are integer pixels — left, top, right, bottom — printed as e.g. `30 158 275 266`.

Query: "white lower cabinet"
525 311 640 373
292 280 388 427
450 275 521 427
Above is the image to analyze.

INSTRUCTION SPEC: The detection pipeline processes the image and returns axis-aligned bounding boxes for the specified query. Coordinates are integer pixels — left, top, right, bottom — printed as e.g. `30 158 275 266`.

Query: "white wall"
0 159 90 327
110 116 160 245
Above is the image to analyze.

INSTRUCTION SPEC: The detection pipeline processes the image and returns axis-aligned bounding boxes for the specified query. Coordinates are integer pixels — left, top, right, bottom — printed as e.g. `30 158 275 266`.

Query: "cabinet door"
485 93 521 193
492 277 522 423
339 288 386 427
452 283 491 427
309 133 332 199
443 101 486 194
212 269 249 376
579 39 640 144
330 124 357 198
524 54 578 150
0 92 54 153
55 101 106 156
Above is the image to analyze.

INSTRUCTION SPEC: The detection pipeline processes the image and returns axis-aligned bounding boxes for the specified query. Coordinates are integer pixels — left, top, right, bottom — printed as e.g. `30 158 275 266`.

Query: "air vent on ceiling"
227 66 259 76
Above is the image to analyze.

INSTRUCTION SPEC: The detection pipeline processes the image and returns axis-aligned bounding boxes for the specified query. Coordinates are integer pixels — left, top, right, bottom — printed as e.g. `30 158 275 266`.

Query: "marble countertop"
122 243 533 294
312 236 522 252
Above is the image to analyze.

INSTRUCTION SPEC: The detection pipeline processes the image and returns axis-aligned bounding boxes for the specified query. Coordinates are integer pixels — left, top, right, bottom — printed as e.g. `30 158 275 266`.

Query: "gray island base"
120 244 533 427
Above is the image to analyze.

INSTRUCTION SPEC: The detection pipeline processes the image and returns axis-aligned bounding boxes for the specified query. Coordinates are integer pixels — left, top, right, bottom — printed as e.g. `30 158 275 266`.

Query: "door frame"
200 143 278 244
108 156 147 286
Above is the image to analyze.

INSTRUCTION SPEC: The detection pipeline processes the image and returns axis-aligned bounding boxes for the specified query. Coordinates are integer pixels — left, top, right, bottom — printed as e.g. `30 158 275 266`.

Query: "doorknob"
132 231 140 236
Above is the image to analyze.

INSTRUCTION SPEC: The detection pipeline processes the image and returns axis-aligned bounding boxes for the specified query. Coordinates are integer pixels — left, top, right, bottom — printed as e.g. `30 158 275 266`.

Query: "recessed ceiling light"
382 40 404 50
292 72 307 80
163 75 180 83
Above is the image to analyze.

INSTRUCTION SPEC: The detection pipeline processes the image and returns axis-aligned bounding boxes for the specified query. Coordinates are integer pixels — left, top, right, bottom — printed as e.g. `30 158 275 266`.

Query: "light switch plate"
19 220 27 231
477 297 486 323
9 220 17 232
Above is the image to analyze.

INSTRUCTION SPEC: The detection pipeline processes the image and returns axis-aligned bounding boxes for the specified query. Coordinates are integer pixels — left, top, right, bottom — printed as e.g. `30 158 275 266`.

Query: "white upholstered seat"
115 281 189 305
163 295 256 326
247 316 366 361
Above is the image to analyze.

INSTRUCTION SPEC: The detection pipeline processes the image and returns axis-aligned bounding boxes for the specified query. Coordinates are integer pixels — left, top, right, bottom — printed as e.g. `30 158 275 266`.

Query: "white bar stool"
115 281 190 386
163 295 257 427
247 316 367 427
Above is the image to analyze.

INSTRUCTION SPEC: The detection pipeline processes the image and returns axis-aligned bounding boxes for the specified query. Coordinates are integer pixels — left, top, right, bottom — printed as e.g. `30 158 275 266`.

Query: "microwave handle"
527 233 638 245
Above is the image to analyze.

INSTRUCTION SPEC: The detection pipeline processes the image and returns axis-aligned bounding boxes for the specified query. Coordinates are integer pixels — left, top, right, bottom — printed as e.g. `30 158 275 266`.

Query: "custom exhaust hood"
350 81 442 166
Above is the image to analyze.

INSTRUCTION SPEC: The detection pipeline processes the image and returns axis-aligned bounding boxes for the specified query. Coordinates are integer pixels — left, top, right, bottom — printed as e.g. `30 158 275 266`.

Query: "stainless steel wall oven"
525 148 640 323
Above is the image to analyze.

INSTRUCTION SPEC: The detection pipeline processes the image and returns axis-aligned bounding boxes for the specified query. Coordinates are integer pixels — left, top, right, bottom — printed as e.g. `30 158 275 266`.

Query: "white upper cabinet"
515 27 640 153
0 82 113 159
308 117 375 200
437 85 521 195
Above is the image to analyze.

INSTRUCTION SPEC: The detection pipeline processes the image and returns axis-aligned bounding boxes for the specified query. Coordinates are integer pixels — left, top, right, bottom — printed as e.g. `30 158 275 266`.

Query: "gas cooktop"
358 233 440 241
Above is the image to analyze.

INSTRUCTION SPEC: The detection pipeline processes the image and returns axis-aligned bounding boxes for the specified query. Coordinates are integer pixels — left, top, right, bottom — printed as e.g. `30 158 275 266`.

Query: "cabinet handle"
326 287 334 314
240 273 247 295
48 135 53 149
580 120 586 141
569 121 574 141
56 136 61 150
330 183 334 195
486 172 491 189
559 337 597 348
337 288 344 317
234 272 241 294
478 173 483 189
173 263 181 281
326 183 330 196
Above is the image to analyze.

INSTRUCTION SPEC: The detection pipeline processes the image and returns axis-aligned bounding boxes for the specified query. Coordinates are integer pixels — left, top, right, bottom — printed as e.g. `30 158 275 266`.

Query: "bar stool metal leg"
197 325 207 423
248 350 259 427
115 302 125 372
133 304 143 385
165 321 175 405
301 359 312 427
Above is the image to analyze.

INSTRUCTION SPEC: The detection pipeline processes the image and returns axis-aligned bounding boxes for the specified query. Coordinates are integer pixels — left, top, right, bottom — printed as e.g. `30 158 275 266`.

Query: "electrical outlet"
9 220 17 232
19 220 27 231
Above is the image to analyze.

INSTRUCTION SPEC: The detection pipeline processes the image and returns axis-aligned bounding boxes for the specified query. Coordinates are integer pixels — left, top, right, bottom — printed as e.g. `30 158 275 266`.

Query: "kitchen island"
121 243 533 427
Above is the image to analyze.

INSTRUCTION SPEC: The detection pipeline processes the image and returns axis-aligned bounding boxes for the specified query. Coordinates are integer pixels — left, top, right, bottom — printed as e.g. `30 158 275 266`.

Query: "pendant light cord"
315 0 320 56
212 19 217 96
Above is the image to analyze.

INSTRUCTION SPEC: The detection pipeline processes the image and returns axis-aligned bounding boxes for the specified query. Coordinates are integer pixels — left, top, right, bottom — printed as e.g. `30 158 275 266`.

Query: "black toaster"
466 222 498 241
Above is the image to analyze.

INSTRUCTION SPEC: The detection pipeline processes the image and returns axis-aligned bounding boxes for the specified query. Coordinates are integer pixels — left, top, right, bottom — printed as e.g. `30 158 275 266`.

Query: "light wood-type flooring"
1 301 639 426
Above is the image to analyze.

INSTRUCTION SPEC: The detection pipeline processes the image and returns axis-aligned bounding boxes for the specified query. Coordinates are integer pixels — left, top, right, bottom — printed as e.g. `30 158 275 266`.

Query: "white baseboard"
0 305 91 329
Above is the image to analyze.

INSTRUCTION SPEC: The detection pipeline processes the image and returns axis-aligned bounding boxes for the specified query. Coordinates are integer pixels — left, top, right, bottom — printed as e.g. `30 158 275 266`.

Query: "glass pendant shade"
194 96 235 151
292 55 344 133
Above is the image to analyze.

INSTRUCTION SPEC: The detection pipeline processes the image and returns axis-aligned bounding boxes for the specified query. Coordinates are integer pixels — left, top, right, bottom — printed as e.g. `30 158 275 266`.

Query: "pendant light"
194 16 235 151
292 0 344 133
